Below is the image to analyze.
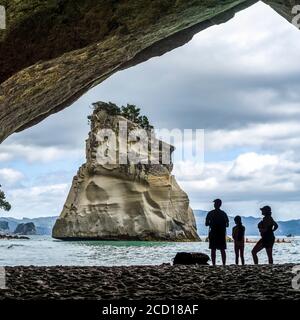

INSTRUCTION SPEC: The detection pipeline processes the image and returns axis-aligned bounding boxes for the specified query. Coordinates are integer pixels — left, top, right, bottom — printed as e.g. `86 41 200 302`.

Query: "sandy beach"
0 264 299 300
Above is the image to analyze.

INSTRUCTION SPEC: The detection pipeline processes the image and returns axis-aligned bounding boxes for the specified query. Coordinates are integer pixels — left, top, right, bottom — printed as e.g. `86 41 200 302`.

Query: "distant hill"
0 212 299 236
194 210 300 236
0 216 57 235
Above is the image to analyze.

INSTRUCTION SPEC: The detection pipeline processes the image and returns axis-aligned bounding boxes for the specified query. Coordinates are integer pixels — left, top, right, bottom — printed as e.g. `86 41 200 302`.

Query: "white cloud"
206 122 300 152
0 144 82 163
176 151 300 205
0 152 12 162
11 184 69 198
229 152 279 178
6 183 70 218
0 168 24 186
176 151 300 219
191 1 300 75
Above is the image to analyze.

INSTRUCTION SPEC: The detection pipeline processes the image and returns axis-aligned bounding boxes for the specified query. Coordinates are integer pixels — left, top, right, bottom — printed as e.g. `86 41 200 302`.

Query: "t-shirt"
232 225 245 242
205 209 229 232
258 216 278 238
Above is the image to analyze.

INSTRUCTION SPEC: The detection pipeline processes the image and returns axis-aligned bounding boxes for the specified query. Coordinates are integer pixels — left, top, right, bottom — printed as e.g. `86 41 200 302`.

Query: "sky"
1 1 300 221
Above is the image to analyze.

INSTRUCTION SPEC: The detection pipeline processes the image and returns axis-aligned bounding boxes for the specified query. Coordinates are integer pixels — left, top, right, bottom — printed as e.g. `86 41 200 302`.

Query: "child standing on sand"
232 216 245 265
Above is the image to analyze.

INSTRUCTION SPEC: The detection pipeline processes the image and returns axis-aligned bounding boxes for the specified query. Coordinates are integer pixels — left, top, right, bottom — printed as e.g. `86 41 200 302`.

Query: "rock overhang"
0 0 298 143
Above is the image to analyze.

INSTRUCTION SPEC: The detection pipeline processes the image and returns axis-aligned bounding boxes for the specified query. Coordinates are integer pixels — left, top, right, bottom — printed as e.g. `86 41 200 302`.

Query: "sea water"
0 236 299 266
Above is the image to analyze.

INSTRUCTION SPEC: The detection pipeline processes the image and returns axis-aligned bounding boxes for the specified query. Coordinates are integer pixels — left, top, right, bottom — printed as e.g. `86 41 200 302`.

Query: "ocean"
0 236 299 266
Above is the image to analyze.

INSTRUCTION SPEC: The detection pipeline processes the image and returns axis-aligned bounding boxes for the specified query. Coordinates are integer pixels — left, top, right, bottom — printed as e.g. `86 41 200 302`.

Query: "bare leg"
252 239 264 265
234 245 239 265
211 249 216 266
240 247 245 265
266 248 273 264
220 249 226 266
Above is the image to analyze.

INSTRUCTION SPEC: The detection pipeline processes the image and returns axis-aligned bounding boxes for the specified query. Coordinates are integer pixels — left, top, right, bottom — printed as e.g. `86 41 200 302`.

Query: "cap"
260 205 271 212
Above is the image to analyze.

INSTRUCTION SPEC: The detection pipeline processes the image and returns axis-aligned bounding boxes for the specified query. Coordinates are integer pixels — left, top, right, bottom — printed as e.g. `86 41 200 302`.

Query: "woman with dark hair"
252 206 278 264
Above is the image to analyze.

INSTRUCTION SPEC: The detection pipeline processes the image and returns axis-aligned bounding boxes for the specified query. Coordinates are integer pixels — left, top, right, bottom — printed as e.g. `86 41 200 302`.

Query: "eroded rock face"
14 222 36 235
52 102 199 241
2 0 296 143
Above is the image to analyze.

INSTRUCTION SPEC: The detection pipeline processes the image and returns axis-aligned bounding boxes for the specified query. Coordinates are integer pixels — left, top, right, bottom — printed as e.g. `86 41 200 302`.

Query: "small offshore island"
53 102 199 241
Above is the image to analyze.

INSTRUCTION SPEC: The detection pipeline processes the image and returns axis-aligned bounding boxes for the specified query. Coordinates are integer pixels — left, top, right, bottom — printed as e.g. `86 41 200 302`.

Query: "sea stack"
52 102 199 241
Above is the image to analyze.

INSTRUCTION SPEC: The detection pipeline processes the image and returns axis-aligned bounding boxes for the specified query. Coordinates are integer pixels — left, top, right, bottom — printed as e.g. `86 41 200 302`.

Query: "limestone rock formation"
0 1 297 143
53 102 199 241
14 222 37 235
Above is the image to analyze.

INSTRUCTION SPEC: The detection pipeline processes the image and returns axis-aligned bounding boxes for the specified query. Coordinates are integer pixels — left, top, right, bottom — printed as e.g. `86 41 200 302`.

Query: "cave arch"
0 0 297 143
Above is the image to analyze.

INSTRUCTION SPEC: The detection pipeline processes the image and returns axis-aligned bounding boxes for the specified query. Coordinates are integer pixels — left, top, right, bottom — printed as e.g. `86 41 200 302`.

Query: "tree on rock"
0 185 11 212
92 101 121 116
121 104 141 123
121 104 153 130
89 102 153 130
137 115 153 131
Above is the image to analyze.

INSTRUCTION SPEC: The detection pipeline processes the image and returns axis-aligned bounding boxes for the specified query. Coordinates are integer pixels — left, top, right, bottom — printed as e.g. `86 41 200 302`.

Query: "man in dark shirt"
205 199 229 266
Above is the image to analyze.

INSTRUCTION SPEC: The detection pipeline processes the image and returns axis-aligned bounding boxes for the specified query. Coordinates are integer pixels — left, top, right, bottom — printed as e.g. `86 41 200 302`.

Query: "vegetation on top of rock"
0 185 11 212
90 101 154 130
91 101 121 116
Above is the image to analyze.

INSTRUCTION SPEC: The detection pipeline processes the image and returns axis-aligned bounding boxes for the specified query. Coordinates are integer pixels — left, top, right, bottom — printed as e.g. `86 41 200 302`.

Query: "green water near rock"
0 236 299 266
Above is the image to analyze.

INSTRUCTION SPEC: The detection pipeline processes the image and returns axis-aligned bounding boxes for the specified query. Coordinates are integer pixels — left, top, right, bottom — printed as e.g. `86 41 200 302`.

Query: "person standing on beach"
232 216 245 265
205 199 229 266
252 206 278 264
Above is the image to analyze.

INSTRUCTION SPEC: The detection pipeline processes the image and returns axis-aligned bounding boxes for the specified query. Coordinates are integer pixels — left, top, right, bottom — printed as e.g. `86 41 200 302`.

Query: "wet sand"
1 264 299 300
